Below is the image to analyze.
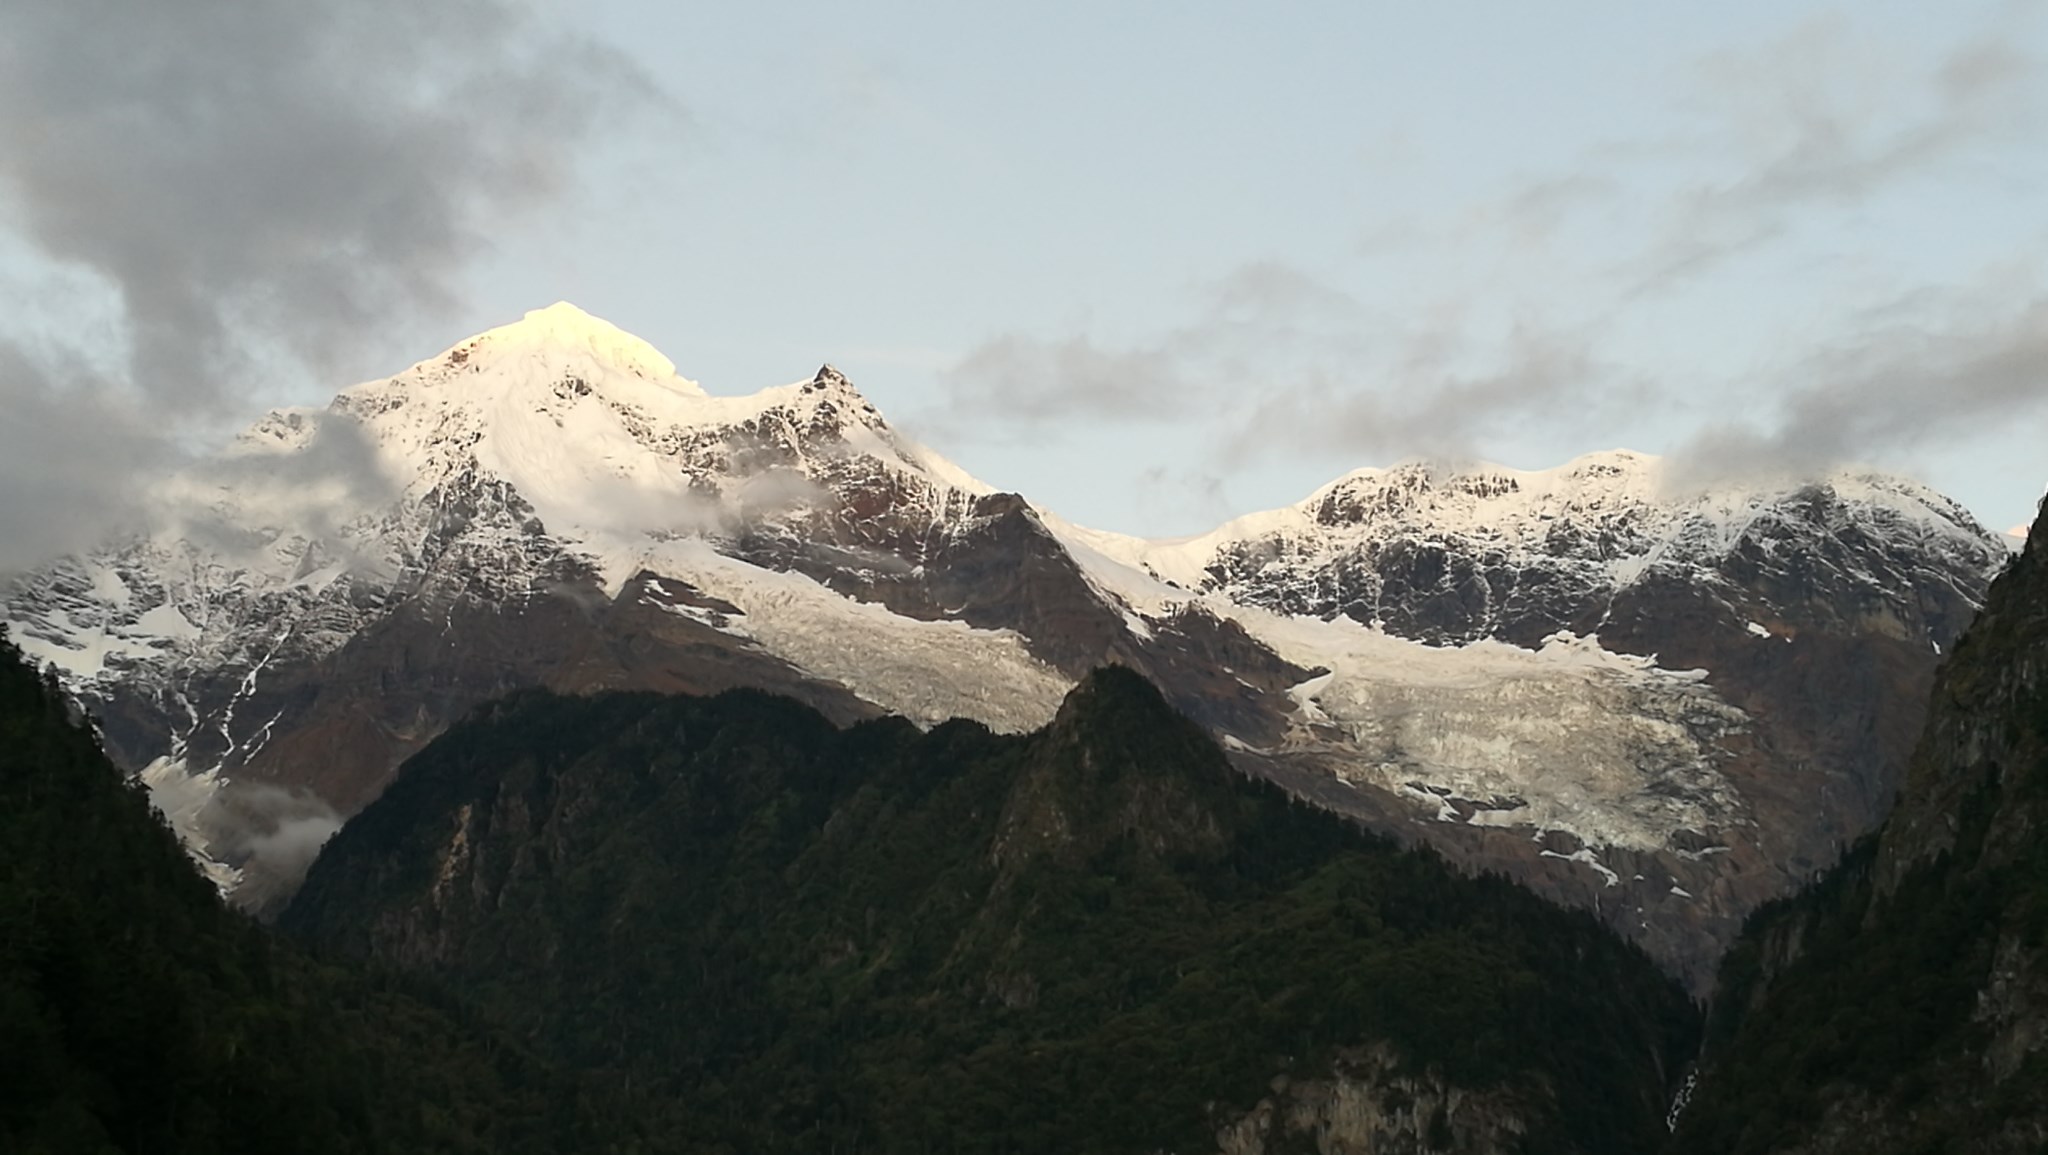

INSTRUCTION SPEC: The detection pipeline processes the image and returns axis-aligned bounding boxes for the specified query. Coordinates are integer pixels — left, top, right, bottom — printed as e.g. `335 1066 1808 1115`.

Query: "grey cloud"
935 258 1622 472
1482 172 1622 250
1223 323 1619 467
924 12 2043 507
0 0 659 402
0 0 663 572
1668 288 2048 491
0 349 167 572
932 261 1383 437
193 783 344 912
169 412 405 570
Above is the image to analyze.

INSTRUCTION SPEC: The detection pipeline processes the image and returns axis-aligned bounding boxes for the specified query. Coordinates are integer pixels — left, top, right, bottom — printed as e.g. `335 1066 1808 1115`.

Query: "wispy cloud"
933 259 1627 470
1630 13 2040 293
930 8 2046 510
0 0 666 572
1224 322 1630 467
1669 278 2048 489
929 261 1387 438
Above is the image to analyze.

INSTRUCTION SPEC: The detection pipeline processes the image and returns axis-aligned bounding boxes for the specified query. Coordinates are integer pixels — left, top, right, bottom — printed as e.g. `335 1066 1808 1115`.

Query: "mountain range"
1 302 2012 986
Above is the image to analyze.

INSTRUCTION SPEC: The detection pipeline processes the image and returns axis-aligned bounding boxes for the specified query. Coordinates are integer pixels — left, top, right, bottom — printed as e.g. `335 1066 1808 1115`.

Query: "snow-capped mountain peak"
438 300 695 389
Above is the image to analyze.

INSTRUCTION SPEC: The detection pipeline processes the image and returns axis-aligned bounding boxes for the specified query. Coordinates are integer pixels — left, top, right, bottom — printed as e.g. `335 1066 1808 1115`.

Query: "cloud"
1667 284 2048 490
934 259 1628 473
162 411 405 572
0 347 169 570
1224 323 1625 467
928 9 2045 513
941 334 1196 429
193 783 345 912
931 261 1388 438
1632 14 2041 292
1135 467 1232 531
0 0 664 574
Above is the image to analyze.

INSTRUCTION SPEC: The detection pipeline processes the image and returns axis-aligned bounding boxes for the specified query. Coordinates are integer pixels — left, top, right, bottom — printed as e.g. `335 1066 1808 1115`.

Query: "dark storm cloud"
0 0 664 573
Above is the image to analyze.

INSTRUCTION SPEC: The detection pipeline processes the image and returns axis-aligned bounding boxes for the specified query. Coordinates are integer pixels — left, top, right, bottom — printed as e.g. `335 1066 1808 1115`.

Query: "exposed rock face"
0 304 2006 985
1217 1047 1531 1155
1667 498 2048 1153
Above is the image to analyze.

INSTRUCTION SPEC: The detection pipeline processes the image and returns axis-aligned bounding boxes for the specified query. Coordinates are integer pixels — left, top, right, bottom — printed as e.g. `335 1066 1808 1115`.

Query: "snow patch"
613 539 1072 732
1541 847 1621 887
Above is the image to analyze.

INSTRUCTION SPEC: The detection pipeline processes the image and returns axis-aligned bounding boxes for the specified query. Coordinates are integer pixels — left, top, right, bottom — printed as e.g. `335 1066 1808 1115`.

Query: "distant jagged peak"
420 301 703 395
1313 449 1656 509
1067 448 2003 593
1297 449 1985 537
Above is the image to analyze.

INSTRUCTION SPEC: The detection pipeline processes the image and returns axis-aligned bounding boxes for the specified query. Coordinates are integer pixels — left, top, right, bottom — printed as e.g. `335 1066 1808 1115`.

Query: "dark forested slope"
1670 509 2048 1155
0 631 667 1154
287 665 1698 1154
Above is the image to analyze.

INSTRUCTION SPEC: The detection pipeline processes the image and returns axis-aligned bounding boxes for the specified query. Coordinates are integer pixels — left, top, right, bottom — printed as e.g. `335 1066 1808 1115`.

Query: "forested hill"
1669 503 2048 1154
0 631 669 1153
285 664 1699 1154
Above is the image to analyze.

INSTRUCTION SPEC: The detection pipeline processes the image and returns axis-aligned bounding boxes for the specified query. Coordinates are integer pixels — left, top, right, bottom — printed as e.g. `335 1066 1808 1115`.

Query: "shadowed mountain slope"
0 630 676 1154
286 665 1699 1154
1669 499 2048 1154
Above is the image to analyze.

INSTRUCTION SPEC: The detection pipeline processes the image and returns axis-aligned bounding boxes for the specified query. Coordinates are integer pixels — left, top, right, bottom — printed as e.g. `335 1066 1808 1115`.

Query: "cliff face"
1216 1045 1533 1155
1669 502 2048 1154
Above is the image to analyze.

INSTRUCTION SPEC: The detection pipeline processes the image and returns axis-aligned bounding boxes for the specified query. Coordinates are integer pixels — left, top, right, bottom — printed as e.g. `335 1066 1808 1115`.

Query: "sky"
2 1 2044 570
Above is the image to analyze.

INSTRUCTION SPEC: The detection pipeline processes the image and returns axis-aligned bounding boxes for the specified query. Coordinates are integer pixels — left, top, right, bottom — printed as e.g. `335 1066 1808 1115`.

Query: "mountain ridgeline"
3 304 2008 986
1670 502 2048 1153
284 665 1699 1153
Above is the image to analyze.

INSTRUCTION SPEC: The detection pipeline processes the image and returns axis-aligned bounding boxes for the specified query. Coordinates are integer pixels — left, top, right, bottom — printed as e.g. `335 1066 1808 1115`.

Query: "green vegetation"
1670 530 2048 1153
0 632 670 1154
1668 830 2030 1153
288 665 1698 1153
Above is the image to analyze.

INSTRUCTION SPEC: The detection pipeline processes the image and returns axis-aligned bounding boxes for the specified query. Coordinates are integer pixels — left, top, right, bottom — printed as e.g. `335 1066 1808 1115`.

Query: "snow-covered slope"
1 304 2009 985
1071 451 1995 644
3 304 1069 902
